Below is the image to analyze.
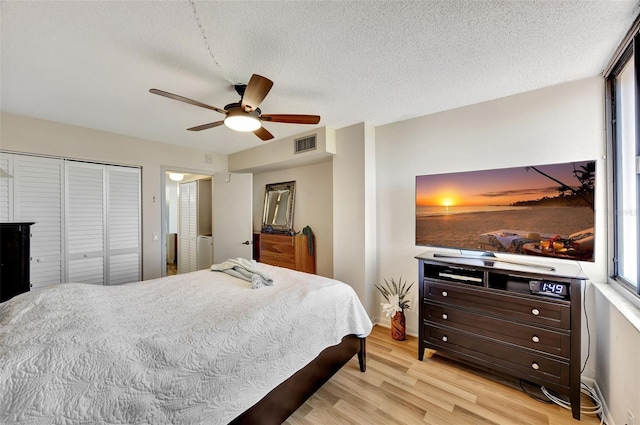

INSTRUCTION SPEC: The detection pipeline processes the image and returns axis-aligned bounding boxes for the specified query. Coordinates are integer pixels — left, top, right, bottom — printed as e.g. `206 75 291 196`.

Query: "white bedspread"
0 263 372 424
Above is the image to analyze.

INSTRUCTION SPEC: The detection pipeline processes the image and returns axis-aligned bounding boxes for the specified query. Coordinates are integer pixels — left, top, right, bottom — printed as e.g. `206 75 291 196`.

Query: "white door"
177 181 190 273
213 173 252 263
107 166 141 285
178 181 197 274
66 161 105 285
13 155 64 288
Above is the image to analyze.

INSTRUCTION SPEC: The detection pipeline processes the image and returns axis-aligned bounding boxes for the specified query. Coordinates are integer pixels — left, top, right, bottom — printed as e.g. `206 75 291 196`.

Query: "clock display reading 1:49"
541 282 566 295
529 280 568 298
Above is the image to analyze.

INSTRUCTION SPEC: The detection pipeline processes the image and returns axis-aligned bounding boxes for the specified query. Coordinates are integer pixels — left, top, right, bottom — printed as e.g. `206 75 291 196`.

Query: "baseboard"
582 376 613 425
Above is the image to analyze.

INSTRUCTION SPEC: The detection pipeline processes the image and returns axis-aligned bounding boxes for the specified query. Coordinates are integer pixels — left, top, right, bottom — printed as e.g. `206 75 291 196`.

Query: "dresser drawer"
257 233 316 274
260 234 296 250
424 280 570 330
424 323 570 387
424 303 569 358
260 251 296 269
260 234 295 264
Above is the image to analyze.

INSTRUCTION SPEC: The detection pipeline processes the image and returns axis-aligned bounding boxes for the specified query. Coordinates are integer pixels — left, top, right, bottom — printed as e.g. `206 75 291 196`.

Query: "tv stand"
416 250 585 420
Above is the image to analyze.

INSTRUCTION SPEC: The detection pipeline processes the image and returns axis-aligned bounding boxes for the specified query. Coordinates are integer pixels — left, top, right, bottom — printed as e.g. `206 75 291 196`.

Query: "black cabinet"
0 222 34 302
416 250 585 420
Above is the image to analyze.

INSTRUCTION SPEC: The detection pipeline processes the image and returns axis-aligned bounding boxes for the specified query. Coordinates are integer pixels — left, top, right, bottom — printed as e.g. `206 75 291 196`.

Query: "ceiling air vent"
294 135 317 154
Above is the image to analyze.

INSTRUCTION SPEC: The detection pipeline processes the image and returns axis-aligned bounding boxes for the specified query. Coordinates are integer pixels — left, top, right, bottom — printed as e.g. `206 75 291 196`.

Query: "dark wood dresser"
1 222 35 302
257 233 316 274
416 250 585 420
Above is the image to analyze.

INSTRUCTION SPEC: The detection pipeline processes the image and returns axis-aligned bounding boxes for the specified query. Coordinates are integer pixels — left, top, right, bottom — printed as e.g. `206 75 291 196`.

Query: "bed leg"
357 338 366 372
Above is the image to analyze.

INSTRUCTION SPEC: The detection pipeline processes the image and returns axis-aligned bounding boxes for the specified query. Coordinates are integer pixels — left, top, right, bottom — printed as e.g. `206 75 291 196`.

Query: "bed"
0 262 373 424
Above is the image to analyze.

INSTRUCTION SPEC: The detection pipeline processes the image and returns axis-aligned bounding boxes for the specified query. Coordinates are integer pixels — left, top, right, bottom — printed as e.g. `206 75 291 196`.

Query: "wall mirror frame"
261 181 296 234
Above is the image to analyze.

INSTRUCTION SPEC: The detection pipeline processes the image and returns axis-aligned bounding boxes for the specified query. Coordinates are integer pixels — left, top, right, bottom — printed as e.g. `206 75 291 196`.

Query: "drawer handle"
531 362 540 370
84 254 89 258
531 308 540 316
442 291 448 297
442 336 448 342
532 335 540 343
442 313 448 320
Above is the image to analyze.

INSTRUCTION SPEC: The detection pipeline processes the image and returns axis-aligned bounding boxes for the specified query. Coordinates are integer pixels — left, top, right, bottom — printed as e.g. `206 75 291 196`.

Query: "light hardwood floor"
285 325 602 425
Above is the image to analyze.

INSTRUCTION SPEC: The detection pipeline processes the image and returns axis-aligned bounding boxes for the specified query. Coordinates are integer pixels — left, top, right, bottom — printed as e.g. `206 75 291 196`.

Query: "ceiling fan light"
168 172 184 182
224 109 261 132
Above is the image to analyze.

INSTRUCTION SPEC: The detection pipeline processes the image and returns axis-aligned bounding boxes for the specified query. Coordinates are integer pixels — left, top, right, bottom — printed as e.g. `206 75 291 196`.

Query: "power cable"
188 0 235 85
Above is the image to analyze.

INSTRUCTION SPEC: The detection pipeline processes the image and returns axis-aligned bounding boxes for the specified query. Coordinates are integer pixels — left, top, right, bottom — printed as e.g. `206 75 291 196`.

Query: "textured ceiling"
1 1 639 155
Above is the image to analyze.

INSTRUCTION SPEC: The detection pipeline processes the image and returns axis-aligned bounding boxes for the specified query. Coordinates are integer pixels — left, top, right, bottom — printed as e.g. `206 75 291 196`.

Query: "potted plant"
375 277 414 341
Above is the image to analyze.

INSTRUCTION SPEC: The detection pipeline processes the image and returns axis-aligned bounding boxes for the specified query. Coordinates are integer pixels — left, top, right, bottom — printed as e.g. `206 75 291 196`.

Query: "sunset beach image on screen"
415 160 595 262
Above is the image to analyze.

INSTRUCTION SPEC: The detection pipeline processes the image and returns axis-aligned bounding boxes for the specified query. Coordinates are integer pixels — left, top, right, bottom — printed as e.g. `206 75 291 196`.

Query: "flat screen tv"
415 160 595 262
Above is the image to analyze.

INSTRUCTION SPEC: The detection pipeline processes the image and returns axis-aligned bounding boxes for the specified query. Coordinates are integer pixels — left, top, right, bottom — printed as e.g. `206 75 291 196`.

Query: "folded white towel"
211 258 274 288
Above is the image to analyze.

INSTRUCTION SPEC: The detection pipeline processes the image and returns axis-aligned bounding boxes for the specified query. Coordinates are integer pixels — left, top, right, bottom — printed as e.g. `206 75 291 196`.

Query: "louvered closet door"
107 166 140 284
187 183 197 272
13 155 64 288
178 181 197 273
66 161 105 285
0 153 14 221
178 181 190 273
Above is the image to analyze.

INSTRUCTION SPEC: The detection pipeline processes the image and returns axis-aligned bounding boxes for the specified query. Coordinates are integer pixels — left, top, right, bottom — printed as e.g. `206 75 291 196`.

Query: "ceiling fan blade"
253 126 274 141
260 114 320 125
241 74 273 112
187 121 225 131
150 89 227 114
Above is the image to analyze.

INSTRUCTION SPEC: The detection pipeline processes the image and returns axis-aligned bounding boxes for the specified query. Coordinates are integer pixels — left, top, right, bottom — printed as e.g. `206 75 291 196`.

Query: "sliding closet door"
66 161 105 285
1 154 140 287
0 154 64 288
13 155 64 288
66 162 141 285
0 153 65 288
107 166 140 284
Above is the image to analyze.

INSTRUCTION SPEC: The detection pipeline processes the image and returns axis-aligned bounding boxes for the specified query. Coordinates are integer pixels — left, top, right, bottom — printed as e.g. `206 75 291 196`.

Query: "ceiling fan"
149 74 320 141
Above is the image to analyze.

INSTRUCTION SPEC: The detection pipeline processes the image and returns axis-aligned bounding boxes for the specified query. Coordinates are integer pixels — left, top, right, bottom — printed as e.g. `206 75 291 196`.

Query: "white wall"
229 126 335 172
375 76 606 329
593 283 640 425
333 123 377 314
0 112 227 280
252 160 333 277
374 76 639 423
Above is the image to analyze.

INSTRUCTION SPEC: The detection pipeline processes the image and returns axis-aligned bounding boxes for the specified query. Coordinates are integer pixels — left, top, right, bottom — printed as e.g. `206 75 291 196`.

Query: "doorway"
162 169 214 277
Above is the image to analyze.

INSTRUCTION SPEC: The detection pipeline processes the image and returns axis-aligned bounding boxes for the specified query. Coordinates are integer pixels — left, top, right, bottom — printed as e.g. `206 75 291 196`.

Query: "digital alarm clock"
529 280 569 298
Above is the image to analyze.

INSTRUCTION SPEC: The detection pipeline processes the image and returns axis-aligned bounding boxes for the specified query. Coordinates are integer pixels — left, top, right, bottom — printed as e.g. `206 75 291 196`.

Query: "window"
606 21 639 295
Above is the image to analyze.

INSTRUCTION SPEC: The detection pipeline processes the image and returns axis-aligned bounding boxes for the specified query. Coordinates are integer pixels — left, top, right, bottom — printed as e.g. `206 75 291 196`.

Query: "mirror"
262 181 296 234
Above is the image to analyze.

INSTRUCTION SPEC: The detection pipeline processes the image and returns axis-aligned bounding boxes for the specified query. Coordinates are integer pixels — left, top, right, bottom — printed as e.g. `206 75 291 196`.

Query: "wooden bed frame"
230 335 366 424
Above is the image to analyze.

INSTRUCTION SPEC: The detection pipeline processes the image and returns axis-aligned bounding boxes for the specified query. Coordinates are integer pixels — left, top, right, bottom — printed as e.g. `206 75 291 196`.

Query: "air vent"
294 135 317 154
